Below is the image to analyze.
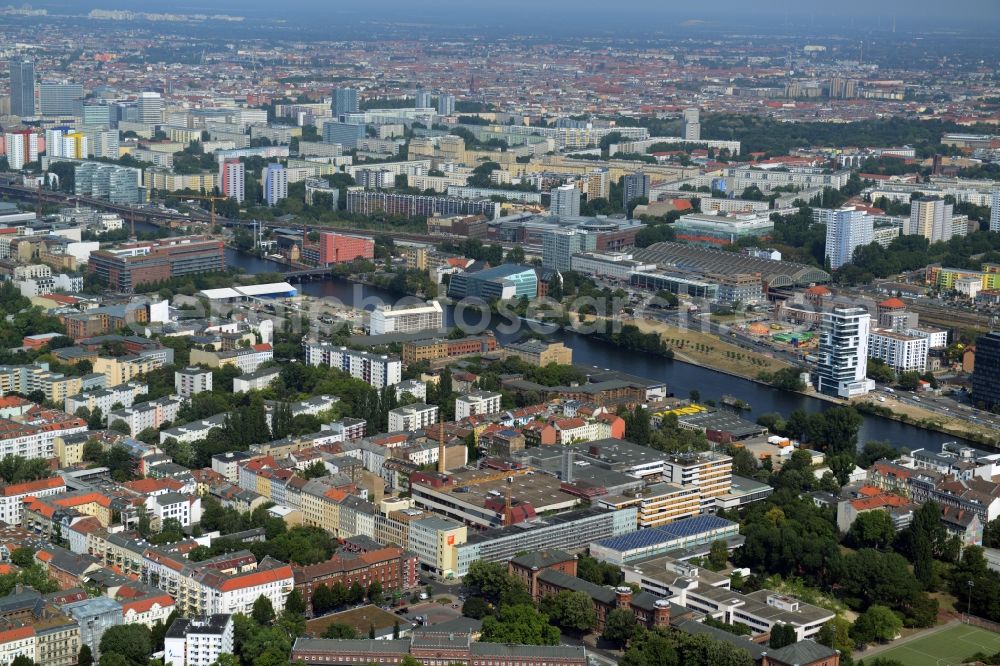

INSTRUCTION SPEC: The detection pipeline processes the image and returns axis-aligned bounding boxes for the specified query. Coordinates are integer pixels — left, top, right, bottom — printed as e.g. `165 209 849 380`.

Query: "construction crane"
182 194 228 229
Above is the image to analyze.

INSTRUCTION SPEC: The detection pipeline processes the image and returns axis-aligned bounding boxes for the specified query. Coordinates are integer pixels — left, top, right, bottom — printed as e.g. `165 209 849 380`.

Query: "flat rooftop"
427 469 578 514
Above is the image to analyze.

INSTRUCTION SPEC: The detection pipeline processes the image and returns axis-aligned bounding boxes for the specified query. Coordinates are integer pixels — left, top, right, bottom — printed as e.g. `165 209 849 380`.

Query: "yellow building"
598 483 701 528
504 339 573 366
92 356 157 388
54 434 87 467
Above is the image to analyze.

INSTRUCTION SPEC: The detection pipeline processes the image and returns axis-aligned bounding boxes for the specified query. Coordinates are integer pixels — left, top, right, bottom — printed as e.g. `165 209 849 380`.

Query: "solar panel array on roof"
595 514 736 551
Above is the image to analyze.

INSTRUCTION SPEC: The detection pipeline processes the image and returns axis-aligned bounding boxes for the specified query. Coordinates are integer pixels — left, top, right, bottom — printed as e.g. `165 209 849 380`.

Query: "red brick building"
311 232 375 266
293 546 418 612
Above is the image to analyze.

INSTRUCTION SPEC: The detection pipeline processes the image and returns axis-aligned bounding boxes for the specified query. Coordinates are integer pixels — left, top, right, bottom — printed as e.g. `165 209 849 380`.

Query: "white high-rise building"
263 164 288 206
369 301 444 335
551 183 581 218
683 107 701 141
219 159 245 203
4 131 39 169
991 191 1000 232
815 306 875 398
821 207 874 270
137 92 164 125
909 196 953 243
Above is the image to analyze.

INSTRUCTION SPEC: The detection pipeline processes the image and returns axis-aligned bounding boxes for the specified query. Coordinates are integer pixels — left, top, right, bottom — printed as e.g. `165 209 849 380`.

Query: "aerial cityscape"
1 1 1000 666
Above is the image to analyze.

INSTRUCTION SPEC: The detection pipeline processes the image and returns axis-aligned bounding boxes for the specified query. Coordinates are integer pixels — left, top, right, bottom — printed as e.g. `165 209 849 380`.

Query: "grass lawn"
872 624 1000 666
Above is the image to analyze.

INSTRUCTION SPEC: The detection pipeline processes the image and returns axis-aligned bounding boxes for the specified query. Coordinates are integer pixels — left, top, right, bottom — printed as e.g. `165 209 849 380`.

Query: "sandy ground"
571 314 793 380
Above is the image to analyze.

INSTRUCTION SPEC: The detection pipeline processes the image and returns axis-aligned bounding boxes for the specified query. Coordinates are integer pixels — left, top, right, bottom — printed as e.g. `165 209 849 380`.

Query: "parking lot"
397 600 464 628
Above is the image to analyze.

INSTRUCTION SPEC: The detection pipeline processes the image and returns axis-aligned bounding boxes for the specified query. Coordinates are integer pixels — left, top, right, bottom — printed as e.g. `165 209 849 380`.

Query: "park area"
868 623 1000 665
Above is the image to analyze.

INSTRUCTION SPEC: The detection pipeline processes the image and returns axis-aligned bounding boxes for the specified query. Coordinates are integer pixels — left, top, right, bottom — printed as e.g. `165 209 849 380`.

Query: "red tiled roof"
2 477 64 496
217 564 292 592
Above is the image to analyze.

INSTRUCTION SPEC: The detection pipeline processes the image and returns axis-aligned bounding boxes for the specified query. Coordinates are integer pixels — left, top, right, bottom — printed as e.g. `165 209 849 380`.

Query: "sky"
26 0 1000 34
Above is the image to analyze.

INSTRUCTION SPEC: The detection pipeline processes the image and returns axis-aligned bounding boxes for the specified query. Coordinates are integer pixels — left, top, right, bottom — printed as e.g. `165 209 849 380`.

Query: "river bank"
853 394 999 447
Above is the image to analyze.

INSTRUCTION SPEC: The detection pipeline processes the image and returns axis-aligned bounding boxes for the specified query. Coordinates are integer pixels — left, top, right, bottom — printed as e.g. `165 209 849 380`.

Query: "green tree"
602 608 640 648
98 625 152 666
98 655 128 666
285 588 306 616
252 595 276 626
10 547 34 568
707 540 729 571
480 604 560 645
462 596 491 619
367 580 383 605
850 605 902 646
769 623 797 649
847 510 896 550
78 645 93 666
11 657 34 666
539 590 598 633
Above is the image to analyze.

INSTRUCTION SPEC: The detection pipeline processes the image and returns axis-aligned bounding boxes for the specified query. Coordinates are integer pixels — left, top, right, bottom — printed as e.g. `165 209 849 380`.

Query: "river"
221 247 965 452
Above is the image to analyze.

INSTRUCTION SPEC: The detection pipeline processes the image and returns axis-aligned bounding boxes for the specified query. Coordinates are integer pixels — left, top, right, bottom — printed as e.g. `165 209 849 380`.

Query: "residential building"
175 367 213 397
388 404 439 433
218 159 245 203
74 162 141 204
623 173 650 209
9 56 35 117
868 328 929 373
910 197 954 243
821 207 874 270
814 306 874 398
973 332 1000 410
683 107 701 141
189 345 273 374
62 597 122 658
332 88 359 118
437 94 456 116
106 397 183 437
164 615 234 666
0 477 65 526
550 184 581 218
369 301 443 335
5 131 39 170
233 368 280 393
455 391 502 420
991 191 1000 233
304 344 402 389
264 164 288 206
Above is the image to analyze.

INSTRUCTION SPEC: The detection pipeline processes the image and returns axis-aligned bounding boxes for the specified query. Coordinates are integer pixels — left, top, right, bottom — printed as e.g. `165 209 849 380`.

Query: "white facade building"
107 397 183 437
388 403 439 433
455 391 502 420
868 328 929 373
821 207 874 270
233 367 280 393
304 343 402 388
815 306 875 398
164 615 234 666
175 367 213 397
